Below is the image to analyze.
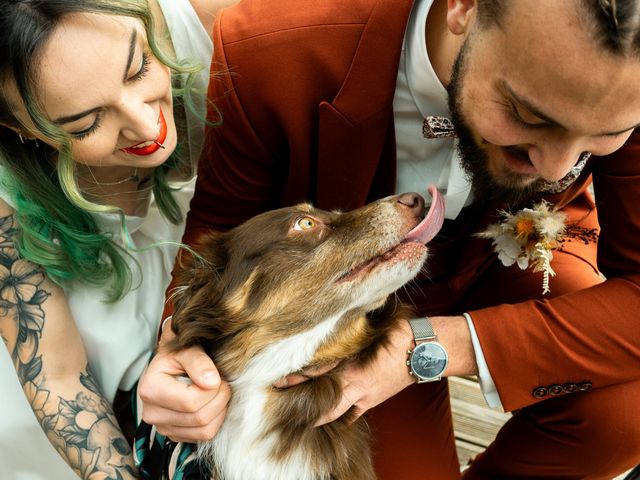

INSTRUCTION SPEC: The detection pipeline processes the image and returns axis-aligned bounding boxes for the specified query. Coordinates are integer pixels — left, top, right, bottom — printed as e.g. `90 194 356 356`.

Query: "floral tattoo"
0 214 139 479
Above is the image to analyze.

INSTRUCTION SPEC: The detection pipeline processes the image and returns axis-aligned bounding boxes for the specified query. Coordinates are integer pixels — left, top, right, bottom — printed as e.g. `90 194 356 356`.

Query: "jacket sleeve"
470 130 640 412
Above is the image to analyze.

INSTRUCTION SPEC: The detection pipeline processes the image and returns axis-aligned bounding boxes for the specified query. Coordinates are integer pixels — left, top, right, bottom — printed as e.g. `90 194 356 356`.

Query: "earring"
18 133 25 144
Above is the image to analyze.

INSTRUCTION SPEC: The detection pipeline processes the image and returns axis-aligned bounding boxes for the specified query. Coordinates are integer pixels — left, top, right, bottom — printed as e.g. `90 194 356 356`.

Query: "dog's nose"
396 192 425 215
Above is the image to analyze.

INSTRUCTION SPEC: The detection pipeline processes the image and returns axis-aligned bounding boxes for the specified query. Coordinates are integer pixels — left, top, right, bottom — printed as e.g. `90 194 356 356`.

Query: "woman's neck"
76 165 154 217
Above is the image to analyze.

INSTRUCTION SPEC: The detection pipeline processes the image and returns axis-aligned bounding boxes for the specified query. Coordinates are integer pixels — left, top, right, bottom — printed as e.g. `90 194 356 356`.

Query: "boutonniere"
475 201 567 295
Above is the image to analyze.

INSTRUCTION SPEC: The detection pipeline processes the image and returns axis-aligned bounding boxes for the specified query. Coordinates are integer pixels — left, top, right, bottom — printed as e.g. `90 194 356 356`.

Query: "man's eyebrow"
498 80 640 137
499 80 565 129
52 28 137 125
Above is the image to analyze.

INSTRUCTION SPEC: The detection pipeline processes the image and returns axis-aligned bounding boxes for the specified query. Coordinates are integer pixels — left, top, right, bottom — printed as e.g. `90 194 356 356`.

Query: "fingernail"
201 371 219 386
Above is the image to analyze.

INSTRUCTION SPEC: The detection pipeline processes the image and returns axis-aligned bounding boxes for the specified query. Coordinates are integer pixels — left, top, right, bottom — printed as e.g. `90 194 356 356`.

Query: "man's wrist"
393 319 422 385
429 315 478 377
406 317 449 382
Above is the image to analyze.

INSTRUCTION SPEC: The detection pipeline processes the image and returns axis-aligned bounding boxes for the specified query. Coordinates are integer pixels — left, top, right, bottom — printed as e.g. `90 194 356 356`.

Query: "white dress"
0 1 212 479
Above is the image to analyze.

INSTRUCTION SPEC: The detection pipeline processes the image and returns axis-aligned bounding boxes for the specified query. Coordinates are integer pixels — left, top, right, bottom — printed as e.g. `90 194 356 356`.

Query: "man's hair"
476 0 640 56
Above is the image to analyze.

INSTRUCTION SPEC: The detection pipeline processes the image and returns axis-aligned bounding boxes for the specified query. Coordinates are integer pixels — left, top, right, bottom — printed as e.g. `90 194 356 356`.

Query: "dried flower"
475 201 567 295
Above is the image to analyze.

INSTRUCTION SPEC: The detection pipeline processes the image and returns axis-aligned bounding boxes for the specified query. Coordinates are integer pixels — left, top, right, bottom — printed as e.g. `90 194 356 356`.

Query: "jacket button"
563 383 579 394
548 384 564 396
578 382 592 392
533 387 548 398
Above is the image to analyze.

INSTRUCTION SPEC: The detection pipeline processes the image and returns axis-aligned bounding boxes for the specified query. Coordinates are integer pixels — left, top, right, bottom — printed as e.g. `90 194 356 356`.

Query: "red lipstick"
121 109 168 156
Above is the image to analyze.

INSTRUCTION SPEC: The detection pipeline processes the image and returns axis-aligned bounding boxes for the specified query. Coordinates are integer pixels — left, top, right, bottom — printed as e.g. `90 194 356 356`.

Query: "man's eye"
293 216 317 231
508 102 547 129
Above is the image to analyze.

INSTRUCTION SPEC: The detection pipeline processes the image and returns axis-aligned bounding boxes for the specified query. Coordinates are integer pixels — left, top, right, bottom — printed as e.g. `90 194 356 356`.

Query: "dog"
166 188 444 480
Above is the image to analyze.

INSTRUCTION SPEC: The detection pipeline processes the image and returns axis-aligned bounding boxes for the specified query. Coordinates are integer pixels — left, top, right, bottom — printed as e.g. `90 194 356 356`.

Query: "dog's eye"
293 216 317 231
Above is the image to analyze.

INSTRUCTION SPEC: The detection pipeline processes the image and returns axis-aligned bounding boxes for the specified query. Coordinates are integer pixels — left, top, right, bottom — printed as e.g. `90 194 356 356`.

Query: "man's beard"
446 40 544 208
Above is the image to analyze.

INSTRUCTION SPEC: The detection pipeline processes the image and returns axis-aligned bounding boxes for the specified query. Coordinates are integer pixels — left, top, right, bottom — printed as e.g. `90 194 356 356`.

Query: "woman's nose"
118 100 160 143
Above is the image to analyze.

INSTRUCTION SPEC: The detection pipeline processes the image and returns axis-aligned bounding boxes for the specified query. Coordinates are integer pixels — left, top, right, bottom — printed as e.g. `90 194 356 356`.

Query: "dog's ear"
169 231 229 351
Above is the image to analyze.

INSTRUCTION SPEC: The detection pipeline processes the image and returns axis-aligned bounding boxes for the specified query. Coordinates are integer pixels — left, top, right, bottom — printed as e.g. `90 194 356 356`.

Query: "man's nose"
528 141 586 182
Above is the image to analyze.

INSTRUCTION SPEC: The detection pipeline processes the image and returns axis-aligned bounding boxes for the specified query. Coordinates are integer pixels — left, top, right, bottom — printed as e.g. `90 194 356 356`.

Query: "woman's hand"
138 322 231 443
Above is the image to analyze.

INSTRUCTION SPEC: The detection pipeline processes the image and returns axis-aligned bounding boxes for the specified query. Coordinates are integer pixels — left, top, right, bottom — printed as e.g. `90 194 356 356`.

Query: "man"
139 0 640 477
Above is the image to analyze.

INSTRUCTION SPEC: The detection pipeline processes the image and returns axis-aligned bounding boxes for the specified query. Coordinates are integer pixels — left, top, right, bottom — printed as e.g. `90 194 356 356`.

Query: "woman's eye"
71 112 104 140
130 52 151 82
293 216 317 231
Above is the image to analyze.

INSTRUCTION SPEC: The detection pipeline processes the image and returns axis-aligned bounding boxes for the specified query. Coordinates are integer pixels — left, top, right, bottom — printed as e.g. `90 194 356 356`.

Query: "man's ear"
446 0 477 35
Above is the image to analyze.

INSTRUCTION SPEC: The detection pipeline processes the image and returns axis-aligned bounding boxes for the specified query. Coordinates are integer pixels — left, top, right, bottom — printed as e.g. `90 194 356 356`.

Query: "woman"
0 1 230 478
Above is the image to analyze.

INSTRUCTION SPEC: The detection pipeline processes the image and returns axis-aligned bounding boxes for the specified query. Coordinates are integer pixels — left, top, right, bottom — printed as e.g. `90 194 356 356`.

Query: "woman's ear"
446 0 477 36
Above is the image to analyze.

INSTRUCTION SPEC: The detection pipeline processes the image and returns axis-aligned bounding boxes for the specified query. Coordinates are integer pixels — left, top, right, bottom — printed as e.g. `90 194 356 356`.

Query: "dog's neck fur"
200 309 350 480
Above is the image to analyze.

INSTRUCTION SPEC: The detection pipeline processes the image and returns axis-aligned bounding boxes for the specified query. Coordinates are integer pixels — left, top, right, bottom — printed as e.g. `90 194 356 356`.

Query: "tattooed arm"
0 202 139 479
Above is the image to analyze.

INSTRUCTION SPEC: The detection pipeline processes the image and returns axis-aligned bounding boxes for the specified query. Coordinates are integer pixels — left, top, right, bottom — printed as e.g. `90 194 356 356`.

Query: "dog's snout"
396 192 425 215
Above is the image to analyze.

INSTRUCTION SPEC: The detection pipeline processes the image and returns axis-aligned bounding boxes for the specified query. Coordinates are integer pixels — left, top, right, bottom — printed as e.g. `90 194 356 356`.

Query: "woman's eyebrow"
53 106 101 125
53 28 137 125
122 28 137 82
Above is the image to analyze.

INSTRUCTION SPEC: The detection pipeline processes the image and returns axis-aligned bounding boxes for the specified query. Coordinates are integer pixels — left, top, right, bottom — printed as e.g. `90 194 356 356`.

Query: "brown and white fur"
168 188 445 480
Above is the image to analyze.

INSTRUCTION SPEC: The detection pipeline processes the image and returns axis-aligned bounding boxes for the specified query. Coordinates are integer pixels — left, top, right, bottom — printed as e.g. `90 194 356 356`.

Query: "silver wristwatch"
406 317 449 383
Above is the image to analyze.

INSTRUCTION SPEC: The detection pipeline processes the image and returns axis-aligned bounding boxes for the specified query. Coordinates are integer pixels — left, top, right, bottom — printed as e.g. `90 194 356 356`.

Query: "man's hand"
138 321 231 443
273 361 341 388
315 320 417 426
314 314 478 425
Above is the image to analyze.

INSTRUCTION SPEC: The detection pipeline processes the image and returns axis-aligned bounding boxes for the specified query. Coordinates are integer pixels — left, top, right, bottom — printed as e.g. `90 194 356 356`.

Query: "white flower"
475 201 567 295
492 232 523 267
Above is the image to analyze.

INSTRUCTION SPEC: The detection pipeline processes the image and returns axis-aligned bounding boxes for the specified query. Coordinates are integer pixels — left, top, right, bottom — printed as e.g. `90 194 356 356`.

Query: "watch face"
410 342 448 380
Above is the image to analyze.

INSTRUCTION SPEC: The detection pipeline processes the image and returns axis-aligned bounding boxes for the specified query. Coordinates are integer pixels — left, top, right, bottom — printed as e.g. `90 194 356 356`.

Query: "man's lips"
501 146 537 175
121 109 168 156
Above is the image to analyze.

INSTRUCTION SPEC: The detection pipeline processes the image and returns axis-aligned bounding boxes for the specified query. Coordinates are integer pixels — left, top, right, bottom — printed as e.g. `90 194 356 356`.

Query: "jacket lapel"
315 0 414 211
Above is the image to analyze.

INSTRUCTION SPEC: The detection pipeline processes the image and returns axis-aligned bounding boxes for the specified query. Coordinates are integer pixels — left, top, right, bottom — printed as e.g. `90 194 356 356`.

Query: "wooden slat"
449 376 511 466
455 438 485 469
449 376 492 409
451 398 511 447
449 376 511 448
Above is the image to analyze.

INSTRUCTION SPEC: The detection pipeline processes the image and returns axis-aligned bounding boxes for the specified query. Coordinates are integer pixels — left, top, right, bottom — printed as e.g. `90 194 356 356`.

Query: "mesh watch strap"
408 317 436 342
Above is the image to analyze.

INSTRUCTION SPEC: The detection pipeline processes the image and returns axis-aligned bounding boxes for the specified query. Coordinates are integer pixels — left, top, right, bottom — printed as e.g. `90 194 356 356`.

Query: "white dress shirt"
394 0 502 409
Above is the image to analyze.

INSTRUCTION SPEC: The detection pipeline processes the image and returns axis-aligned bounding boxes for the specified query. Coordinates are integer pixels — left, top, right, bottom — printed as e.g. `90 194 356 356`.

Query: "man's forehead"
475 1 640 135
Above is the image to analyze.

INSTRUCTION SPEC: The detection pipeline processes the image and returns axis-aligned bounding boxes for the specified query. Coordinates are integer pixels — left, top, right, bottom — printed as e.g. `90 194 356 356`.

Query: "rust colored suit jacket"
187 0 640 411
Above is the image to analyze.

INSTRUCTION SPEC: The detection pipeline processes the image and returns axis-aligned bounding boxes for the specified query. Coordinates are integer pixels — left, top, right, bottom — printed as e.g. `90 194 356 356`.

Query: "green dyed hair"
0 0 208 301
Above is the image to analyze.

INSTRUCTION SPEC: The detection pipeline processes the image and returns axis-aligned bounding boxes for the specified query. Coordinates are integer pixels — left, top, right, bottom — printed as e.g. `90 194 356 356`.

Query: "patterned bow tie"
422 116 457 139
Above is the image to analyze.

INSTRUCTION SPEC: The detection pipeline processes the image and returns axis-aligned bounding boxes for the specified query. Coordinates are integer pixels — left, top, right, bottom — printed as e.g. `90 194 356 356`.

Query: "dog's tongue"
404 186 445 244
